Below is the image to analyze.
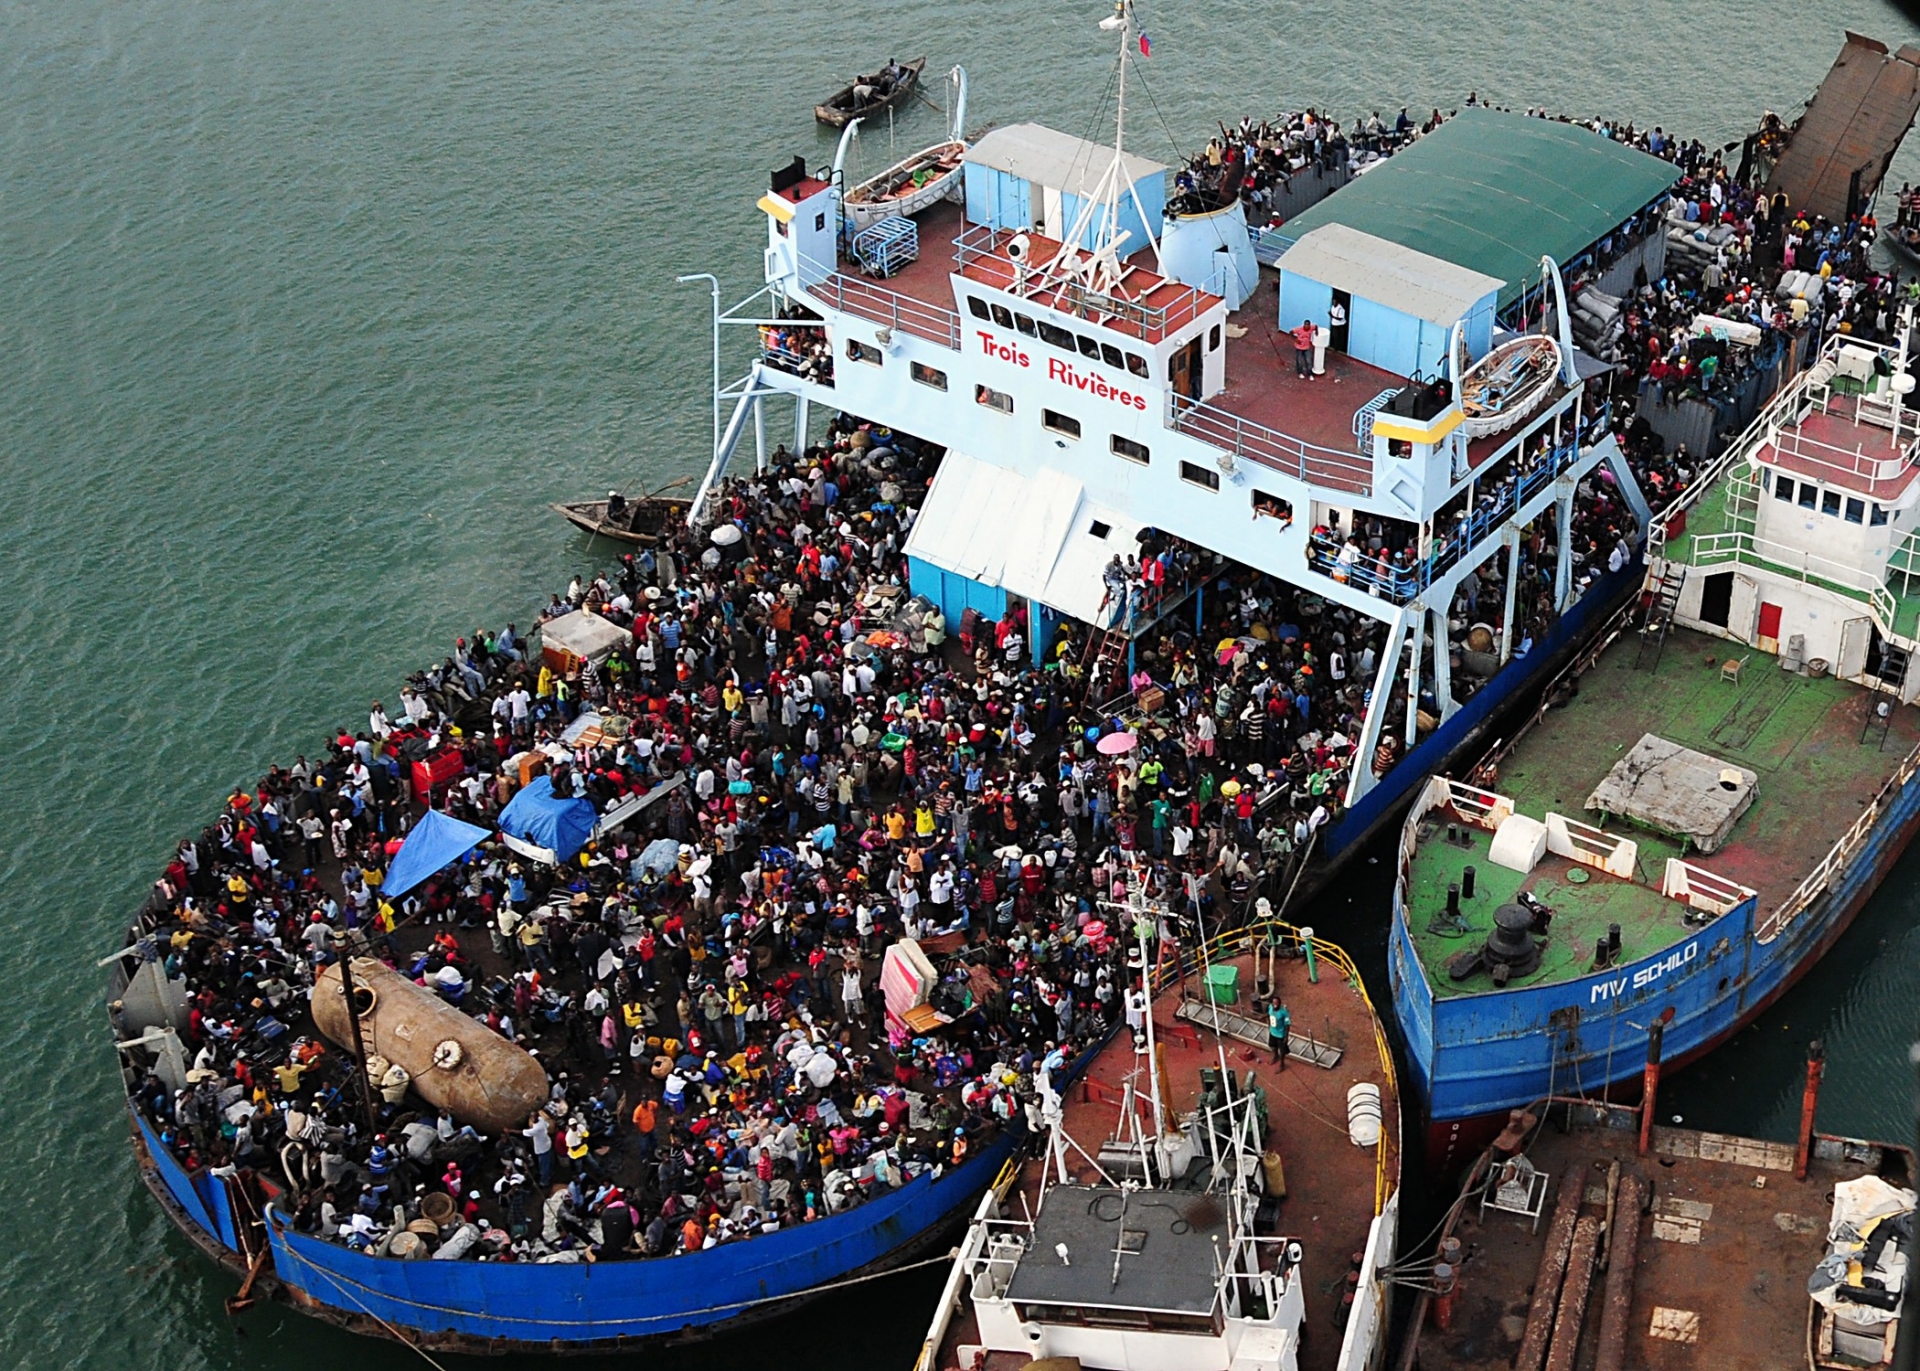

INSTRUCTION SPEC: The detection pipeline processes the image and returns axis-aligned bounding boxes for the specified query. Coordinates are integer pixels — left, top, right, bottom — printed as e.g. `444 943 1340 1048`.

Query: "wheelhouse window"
1821 489 1842 517
975 384 1013 413
1077 335 1101 360
1873 503 1891 526
1180 460 1221 491
966 297 990 321
910 361 948 391
990 303 1015 329
1038 321 1076 351
1043 409 1082 439
1100 342 1125 369
1111 434 1150 465
846 338 882 366
1014 313 1038 337
1846 497 1866 524
1797 481 1817 510
1773 475 1795 504
1125 352 1149 378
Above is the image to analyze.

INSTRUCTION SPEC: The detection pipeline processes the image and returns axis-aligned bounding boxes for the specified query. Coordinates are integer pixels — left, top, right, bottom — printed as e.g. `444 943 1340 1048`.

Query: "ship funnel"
1159 196 1257 310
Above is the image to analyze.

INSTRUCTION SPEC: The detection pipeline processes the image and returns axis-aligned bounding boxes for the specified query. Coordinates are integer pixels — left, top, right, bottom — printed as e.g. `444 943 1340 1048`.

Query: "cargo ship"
913 912 1402 1371
1393 1043 1914 1371
1390 319 1920 1173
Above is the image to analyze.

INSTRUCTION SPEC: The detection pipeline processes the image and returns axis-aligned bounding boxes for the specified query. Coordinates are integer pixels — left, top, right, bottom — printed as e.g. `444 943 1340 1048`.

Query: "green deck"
1406 625 1920 997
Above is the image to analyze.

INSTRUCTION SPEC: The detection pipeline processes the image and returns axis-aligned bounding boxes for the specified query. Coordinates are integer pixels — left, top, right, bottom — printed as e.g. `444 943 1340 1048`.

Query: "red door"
1757 601 1783 648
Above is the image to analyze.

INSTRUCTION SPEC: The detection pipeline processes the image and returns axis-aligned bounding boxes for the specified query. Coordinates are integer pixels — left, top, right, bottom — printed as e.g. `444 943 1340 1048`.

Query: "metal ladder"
1864 643 1909 749
1634 563 1688 671
1078 627 1129 705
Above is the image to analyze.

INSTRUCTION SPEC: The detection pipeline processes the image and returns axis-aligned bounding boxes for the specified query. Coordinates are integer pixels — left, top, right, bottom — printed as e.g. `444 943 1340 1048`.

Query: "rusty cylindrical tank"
313 958 548 1132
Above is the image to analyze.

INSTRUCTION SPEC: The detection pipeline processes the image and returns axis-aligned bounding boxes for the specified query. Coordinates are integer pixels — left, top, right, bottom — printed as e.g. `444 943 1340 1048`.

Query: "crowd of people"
123 414 1352 1270
123 81 1916 1273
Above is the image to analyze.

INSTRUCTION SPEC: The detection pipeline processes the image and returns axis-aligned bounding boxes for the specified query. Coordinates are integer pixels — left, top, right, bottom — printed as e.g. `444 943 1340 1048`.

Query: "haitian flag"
1138 30 1151 56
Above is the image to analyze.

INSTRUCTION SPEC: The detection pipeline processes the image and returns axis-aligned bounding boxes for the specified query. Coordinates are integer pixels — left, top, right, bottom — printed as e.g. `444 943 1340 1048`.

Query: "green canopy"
1283 109 1679 309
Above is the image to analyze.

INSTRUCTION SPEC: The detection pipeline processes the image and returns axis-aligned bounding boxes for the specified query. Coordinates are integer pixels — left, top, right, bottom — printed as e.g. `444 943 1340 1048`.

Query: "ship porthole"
350 985 377 1017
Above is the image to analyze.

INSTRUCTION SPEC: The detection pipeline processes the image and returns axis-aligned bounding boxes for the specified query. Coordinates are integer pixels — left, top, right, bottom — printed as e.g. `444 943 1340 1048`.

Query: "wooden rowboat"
844 139 967 230
550 495 691 546
814 56 926 129
1459 335 1562 439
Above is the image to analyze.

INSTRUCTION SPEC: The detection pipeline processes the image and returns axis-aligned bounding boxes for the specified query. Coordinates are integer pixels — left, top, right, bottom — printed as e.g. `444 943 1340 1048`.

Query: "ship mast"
1032 0 1163 301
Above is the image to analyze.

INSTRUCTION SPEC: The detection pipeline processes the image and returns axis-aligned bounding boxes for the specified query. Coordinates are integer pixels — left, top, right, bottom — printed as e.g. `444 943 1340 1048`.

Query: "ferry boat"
1395 1043 1913 1371
914 902 1402 1371
701 1 1678 889
1389 321 1920 1173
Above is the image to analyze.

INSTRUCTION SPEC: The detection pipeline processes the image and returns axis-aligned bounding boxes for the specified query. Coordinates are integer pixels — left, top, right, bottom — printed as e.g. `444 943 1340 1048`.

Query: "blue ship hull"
1390 740 1920 1175
1321 559 1642 861
131 1105 1021 1352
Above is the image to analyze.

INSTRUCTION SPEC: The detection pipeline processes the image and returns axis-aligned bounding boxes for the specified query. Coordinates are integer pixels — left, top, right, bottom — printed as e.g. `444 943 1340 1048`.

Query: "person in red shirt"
1291 320 1316 378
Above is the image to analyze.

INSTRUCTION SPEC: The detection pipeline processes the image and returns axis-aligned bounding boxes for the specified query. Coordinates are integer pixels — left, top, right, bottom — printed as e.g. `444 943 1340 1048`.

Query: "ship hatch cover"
1585 733 1757 854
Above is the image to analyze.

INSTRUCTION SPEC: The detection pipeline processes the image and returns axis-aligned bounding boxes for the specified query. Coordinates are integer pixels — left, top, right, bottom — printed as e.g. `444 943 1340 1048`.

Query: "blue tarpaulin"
498 775 597 863
383 810 493 897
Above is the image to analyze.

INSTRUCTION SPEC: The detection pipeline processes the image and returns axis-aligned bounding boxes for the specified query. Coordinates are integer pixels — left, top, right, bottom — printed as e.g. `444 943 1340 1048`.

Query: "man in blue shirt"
1267 999 1291 1069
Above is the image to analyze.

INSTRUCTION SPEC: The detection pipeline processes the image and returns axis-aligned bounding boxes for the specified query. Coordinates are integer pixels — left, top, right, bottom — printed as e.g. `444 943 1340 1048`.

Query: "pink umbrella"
1096 731 1138 756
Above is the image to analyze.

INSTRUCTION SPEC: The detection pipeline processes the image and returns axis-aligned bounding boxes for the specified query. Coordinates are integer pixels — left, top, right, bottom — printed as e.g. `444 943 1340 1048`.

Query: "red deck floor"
1212 274 1408 460
935 948 1400 1371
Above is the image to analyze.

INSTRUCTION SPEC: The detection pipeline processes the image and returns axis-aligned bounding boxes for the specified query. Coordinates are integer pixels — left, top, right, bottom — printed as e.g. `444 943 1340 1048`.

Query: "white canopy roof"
965 123 1165 201
538 609 629 664
903 451 1141 625
1281 223 1504 326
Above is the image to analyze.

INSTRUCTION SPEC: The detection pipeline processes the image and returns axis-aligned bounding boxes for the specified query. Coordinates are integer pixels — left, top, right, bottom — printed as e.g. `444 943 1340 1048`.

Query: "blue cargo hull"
132 1104 1020 1351
1390 742 1920 1175
1321 559 1642 861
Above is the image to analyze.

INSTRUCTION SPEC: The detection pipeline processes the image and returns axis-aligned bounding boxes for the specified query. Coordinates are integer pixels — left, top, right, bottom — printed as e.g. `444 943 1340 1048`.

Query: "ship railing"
1646 367 1816 558
1661 858 1754 916
802 269 963 351
1152 920 1399 1219
1770 420 1916 486
1168 391 1374 497
1686 528 1902 634
1217 1233 1298 1321
952 223 1210 342
1760 735 1920 942
1443 778 1514 831
1545 813 1639 879
1303 440 1581 604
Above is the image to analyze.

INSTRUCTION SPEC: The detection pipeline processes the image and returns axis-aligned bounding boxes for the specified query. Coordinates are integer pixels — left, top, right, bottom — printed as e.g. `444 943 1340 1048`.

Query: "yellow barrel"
1263 1149 1287 1198
313 958 548 1132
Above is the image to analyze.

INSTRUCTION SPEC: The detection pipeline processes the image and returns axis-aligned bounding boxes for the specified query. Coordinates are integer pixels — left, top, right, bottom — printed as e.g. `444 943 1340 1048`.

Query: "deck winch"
1445 901 1543 985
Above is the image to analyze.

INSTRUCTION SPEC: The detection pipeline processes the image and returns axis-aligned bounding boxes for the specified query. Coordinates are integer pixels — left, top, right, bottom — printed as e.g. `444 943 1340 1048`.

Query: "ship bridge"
691 106 1672 815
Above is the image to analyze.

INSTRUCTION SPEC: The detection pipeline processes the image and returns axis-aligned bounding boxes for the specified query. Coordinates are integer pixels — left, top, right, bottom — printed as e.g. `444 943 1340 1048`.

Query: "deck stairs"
1722 465 1762 532
1886 528 1920 598
1078 628 1128 704
1865 644 1911 747
1634 563 1688 671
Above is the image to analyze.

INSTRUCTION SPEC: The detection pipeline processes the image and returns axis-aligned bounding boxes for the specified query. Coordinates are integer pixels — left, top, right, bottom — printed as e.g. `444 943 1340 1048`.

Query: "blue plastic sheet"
383 809 493 897
498 775 597 863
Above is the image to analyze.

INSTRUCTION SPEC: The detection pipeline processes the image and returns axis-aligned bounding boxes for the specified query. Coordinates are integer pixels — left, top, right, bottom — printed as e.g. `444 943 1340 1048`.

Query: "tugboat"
914 890 1402 1371
1390 316 1920 1173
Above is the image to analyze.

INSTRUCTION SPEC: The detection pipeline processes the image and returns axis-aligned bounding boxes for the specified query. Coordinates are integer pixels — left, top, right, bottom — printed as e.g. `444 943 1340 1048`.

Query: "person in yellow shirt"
914 802 935 838
722 681 744 715
884 807 908 843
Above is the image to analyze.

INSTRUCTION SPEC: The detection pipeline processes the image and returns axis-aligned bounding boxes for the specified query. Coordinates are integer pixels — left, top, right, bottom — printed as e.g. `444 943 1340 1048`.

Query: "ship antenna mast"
1033 0 1163 300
